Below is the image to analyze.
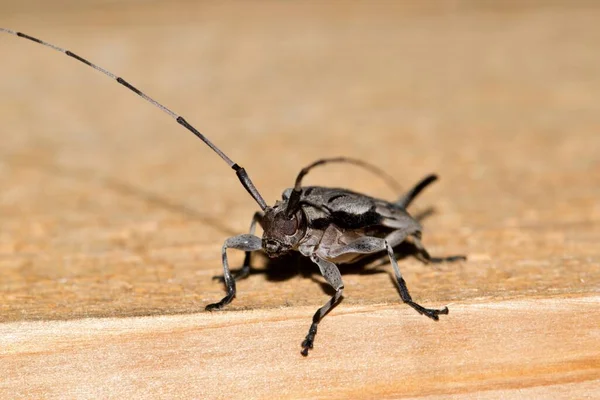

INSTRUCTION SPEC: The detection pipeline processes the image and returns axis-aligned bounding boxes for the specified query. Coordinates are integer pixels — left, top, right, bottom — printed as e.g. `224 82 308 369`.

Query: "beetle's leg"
395 174 437 209
301 254 344 357
381 217 465 264
327 232 448 321
237 212 264 279
213 212 264 282
384 231 448 320
205 234 262 311
411 236 466 264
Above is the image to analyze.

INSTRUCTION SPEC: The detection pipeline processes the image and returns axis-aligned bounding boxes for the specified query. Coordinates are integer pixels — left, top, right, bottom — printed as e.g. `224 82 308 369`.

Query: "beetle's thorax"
261 201 307 258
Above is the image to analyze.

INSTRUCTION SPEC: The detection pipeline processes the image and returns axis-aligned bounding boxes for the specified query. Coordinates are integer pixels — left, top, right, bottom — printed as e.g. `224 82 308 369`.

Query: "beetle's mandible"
2 28 466 356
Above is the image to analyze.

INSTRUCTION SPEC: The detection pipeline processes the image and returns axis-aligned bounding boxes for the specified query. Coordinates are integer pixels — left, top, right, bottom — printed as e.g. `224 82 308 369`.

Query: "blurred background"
1 1 599 322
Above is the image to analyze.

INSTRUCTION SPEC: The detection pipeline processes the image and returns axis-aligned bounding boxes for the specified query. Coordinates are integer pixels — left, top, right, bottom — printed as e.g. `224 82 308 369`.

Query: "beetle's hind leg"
395 174 438 209
213 211 264 282
301 255 344 356
410 236 466 264
206 234 262 311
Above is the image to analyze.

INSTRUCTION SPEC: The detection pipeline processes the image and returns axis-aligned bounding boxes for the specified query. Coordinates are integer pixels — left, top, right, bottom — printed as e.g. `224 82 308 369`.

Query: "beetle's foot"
300 324 318 356
205 294 234 311
205 302 223 311
407 301 449 321
301 336 313 357
422 306 449 321
429 255 467 264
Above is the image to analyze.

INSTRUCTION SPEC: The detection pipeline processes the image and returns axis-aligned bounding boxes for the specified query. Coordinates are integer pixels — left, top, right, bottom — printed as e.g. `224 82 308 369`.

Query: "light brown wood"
1 1 599 398
2 297 600 399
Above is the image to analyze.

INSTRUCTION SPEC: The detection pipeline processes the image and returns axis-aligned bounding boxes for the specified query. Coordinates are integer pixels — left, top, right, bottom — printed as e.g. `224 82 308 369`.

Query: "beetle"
2 28 465 356
213 161 466 356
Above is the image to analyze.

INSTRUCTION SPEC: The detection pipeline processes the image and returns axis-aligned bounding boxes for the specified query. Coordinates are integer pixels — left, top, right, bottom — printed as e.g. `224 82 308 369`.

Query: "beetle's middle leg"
301 255 344 357
384 232 448 320
327 231 448 321
410 235 466 264
205 233 262 311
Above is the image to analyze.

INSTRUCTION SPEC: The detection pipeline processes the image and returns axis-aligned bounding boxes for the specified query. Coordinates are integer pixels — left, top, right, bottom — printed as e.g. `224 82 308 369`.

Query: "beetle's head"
261 202 306 258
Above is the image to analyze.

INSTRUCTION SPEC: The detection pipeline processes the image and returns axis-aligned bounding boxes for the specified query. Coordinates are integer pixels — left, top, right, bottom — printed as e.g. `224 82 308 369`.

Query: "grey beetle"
2 28 465 356
207 158 465 356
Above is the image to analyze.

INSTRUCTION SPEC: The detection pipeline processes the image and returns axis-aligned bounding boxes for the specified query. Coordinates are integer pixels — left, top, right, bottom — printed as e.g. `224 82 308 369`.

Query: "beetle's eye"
280 216 298 236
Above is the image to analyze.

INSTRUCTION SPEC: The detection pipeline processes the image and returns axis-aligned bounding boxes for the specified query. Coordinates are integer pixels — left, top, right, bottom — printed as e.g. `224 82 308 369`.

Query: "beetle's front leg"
213 211 264 282
205 234 262 311
301 254 344 357
237 212 264 280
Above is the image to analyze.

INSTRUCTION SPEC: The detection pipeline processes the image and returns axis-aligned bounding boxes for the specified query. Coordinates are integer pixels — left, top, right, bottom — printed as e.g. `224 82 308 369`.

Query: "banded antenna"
285 157 404 217
0 27 268 211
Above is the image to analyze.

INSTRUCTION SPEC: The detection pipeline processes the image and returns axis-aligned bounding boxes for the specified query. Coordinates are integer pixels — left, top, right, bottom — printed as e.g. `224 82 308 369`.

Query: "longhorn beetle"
1 28 466 356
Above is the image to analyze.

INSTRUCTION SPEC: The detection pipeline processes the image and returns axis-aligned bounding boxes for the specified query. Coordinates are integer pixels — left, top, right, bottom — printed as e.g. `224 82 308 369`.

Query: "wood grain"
1 1 599 398
2 297 599 399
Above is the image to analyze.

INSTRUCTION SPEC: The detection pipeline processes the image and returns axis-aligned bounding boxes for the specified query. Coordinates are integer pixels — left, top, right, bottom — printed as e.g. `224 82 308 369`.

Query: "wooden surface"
2 297 599 399
1 1 599 398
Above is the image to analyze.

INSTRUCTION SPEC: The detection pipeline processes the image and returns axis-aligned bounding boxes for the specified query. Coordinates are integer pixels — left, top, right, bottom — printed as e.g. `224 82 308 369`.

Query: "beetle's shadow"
3 153 238 236
229 241 424 297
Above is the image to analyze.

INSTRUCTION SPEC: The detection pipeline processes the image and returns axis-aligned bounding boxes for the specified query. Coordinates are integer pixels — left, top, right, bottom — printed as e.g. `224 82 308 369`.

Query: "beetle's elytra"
2 28 466 356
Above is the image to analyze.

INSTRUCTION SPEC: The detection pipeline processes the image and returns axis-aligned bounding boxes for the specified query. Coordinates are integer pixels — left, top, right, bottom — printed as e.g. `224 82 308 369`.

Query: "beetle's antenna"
1 28 268 211
285 157 403 217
